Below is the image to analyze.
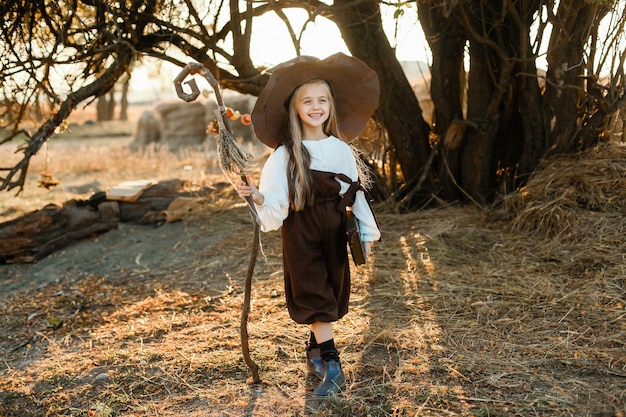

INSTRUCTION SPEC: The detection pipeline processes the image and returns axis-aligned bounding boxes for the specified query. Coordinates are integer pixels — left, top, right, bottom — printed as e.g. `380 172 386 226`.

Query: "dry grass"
1 125 625 416
0 120 264 223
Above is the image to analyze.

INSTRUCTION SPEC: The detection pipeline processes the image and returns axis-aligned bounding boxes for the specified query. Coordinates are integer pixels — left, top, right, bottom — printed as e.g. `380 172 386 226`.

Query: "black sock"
307 331 318 351
318 339 340 362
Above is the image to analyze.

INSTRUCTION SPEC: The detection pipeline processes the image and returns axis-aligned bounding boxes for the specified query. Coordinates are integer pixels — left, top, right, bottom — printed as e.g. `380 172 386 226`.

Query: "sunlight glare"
250 6 431 66
250 10 349 66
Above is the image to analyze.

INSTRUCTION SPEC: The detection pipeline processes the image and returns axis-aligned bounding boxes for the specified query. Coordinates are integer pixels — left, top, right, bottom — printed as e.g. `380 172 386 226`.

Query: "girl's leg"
310 321 345 396
310 321 333 343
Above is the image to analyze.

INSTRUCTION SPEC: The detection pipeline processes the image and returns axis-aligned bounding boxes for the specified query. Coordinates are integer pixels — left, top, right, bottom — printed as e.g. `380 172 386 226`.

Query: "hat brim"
251 53 380 148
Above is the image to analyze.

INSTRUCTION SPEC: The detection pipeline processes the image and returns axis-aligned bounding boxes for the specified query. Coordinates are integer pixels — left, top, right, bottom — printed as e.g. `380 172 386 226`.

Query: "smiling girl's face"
293 80 332 139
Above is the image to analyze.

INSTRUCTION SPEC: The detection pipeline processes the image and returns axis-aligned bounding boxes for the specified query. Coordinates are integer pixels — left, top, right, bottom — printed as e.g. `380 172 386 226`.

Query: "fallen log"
0 179 198 264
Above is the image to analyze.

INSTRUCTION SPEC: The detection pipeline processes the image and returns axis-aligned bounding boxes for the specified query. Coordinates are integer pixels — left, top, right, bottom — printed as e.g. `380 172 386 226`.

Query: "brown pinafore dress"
281 170 361 325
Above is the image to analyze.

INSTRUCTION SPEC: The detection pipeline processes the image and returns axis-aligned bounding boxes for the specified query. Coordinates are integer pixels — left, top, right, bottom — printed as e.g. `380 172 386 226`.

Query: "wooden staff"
174 62 261 383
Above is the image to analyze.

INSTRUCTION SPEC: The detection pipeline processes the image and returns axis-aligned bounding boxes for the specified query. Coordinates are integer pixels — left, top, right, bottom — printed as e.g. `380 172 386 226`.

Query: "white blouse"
255 136 381 242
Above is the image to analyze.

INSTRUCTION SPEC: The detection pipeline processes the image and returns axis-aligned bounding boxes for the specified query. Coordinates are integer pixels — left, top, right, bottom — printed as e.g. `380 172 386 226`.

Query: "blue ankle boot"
313 360 345 397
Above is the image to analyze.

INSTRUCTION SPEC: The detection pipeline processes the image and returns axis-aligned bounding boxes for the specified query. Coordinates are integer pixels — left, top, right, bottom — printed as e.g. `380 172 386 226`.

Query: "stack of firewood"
0 179 198 264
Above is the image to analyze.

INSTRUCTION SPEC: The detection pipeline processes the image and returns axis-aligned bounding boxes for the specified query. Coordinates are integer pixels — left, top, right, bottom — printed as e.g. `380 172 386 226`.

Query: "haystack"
494 142 626 282
156 101 207 148
501 142 626 243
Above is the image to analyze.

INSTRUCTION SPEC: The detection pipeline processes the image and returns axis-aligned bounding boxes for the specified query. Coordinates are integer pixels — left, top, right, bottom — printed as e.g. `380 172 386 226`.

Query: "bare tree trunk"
333 0 435 205
543 3 596 154
453 0 544 201
418 0 466 200
456 0 521 202
96 95 108 122
120 76 130 121
418 1 465 136
97 92 115 122
461 43 499 203
515 53 546 182
107 90 116 120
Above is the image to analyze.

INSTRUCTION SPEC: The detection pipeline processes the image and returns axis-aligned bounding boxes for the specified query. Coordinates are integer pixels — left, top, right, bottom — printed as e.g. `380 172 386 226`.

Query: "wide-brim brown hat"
251 53 380 148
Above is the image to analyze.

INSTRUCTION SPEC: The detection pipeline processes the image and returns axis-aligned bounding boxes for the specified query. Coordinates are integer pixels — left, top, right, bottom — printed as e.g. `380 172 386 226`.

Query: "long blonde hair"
285 79 370 211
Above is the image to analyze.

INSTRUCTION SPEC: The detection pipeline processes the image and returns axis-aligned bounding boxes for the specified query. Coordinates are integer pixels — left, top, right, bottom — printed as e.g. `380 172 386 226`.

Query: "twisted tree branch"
0 45 134 194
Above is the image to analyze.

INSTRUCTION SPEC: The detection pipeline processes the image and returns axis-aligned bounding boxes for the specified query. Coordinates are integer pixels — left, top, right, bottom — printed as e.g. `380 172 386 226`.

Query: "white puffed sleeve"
353 191 380 242
255 147 290 232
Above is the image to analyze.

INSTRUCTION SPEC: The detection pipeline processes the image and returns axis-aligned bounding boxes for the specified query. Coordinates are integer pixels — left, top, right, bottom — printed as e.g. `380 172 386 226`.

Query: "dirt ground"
0 117 625 416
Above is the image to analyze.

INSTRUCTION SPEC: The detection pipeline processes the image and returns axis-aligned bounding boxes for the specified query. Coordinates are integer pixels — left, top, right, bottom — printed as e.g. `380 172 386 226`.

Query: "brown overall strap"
334 173 363 212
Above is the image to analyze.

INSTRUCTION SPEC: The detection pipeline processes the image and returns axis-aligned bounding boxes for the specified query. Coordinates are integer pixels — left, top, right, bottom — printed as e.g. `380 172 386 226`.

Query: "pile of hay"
501 143 626 242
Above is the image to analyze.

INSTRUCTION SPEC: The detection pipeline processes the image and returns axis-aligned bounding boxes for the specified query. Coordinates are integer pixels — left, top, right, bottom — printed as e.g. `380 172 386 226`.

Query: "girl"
237 53 381 397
